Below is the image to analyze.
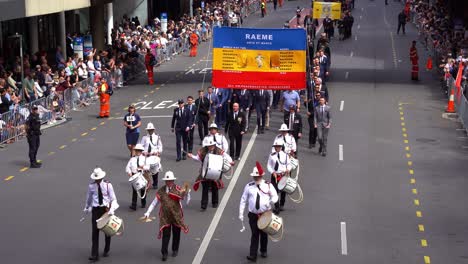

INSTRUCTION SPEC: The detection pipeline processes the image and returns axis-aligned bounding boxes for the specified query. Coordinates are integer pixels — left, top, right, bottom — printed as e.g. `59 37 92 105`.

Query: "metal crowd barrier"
448 78 468 133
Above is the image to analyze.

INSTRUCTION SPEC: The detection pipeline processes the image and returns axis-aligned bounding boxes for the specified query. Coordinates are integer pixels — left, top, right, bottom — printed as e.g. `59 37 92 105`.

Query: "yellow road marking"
416 211 422 217
409 169 414 175
404 140 409 144
150 91 155 94
424 256 431 263
71 138 78 142
402 127 407 132
421 239 427 247
156 87 160 90
48 151 55 156
400 111 404 115
90 127 97 131
20 167 28 172
403 133 408 138
400 117 405 121
406 153 411 158
410 178 416 184
418 224 425 232
100 122 106 125
144 95 148 98
405 146 410 151
401 122 406 126
412 188 418 194
123 107 128 110
116 112 121 115
4 176 14 181
398 103 403 106
59 145 67 149
81 132 88 136
414 199 420 206
408 161 413 166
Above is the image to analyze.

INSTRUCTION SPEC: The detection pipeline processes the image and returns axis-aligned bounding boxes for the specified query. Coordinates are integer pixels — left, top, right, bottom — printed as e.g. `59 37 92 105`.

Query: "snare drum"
289 156 299 171
257 211 283 236
97 212 124 236
222 158 232 173
201 154 224 180
146 156 161 174
129 172 148 198
277 176 298 194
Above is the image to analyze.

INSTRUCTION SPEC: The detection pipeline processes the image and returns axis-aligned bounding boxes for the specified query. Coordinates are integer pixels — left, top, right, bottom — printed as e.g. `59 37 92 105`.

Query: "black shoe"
172 251 178 257
319 147 322 154
279 205 284 211
88 256 99 262
182 156 187 160
129 205 137 211
141 204 146 208
322 152 327 157
176 158 181 162
234 156 239 160
246 255 257 262
162 254 168 261
96 116 102 119
201 206 207 211
308 144 312 149
152 185 158 190
30 163 41 168
260 252 268 258
102 251 109 258
212 204 218 208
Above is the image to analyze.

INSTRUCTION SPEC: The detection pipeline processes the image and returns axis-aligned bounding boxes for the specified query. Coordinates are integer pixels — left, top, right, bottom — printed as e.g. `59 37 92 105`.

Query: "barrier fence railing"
448 78 468 133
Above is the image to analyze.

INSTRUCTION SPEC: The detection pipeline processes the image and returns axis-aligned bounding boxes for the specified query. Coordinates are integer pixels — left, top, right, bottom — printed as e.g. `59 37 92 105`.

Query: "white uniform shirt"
271 134 297 154
125 155 148 175
85 181 119 213
190 149 233 164
267 151 292 175
205 133 229 152
239 179 278 216
140 134 163 155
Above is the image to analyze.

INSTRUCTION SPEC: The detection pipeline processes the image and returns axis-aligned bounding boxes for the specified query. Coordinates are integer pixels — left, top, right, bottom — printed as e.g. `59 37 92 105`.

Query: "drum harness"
147 134 161 155
274 152 289 179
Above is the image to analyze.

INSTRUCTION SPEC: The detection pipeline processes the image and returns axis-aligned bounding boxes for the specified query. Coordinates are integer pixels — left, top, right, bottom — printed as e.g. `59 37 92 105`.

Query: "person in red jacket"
97 78 111 118
409 41 419 81
189 31 199 57
144 49 156 85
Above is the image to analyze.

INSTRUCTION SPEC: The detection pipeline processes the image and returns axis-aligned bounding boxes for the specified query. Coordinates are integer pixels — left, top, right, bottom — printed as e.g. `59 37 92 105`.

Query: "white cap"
162 171 177 181
250 167 264 177
202 137 216 147
278 124 289 131
134 144 145 151
90 167 106 180
146 122 155 130
273 138 284 147
209 123 218 130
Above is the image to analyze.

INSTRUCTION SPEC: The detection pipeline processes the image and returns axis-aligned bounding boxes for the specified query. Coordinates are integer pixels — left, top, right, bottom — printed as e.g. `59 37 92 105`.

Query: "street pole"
190 0 193 17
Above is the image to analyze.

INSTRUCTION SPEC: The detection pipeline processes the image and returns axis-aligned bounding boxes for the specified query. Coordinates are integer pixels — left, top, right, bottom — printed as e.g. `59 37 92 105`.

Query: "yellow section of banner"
312 2 342 19
212 48 306 73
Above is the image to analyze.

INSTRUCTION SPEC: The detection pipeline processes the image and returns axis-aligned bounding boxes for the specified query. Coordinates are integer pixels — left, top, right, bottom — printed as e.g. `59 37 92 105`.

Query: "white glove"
83 207 92 213
144 212 150 218
186 190 191 205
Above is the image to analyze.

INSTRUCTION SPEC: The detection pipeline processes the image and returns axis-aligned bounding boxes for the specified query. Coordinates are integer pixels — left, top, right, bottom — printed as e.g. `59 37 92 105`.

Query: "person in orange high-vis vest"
279 0 283 7
409 41 419 81
189 31 199 57
98 78 111 118
144 49 156 85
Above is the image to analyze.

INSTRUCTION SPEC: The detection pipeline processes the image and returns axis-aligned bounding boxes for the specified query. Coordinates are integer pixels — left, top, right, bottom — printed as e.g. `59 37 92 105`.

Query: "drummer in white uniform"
239 162 278 262
272 124 297 157
187 137 233 210
140 122 163 189
267 139 292 215
125 144 148 210
205 123 229 153
84 167 119 262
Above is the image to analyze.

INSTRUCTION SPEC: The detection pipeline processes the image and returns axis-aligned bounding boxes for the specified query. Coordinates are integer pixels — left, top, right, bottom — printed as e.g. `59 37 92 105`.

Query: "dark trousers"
308 117 317 145
201 181 219 208
272 91 281 108
91 207 111 257
397 22 406 34
131 186 147 207
152 173 159 188
271 174 287 209
256 108 266 130
27 135 40 164
248 212 268 257
161 225 181 255
197 115 209 141
229 134 243 158
187 127 195 153
175 130 188 159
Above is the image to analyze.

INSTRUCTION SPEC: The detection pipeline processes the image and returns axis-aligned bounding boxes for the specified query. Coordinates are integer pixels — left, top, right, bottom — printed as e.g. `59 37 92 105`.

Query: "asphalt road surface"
1 1 468 264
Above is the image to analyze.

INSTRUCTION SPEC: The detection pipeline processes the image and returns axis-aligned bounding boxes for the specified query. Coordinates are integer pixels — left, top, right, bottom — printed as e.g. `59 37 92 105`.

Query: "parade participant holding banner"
188 137 233 210
239 161 279 262
84 167 119 262
126 144 148 210
272 124 297 156
143 171 190 261
267 139 292 214
140 122 163 189
206 123 229 153
123 105 142 157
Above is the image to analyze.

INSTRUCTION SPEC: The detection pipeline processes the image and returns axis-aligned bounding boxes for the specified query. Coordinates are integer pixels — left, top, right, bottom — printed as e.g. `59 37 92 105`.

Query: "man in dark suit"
283 105 302 150
307 92 321 148
225 103 246 160
186 96 196 153
252 89 270 134
233 89 252 131
195 90 210 145
171 99 194 161
314 97 331 156
318 49 329 82
206 86 219 124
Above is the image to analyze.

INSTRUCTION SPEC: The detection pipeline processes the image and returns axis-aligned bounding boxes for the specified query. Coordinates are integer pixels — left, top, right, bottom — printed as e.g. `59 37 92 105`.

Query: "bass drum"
202 154 224 181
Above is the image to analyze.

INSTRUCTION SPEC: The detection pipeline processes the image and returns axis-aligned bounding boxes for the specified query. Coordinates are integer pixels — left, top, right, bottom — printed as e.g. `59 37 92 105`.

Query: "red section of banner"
212 70 306 90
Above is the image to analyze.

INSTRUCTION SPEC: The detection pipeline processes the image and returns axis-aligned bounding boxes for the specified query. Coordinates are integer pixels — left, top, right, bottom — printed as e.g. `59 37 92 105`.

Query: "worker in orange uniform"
97 77 112 118
144 49 156 85
260 1 267 17
409 40 419 81
279 0 283 8
189 30 199 57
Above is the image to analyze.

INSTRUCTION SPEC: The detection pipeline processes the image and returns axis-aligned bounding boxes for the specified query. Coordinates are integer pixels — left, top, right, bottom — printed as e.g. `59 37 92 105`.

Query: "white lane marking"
389 32 398 68
357 24 360 29
354 35 357 41
345 72 349 79
341 222 348 255
192 129 258 264
111 115 173 119
350 52 354 57
340 100 344 111
339 144 344 161
361 7 364 11
359 15 362 20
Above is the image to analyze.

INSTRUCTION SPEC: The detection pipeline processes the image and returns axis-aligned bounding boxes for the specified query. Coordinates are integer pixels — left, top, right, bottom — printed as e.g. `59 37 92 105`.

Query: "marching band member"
206 123 229 153
143 171 190 261
84 167 119 262
239 162 278 262
188 138 233 210
267 139 292 214
125 144 148 210
272 124 297 157
140 122 163 189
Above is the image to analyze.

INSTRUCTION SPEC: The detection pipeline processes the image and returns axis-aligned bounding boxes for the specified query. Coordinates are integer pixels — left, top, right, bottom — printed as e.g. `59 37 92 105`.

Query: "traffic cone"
426 56 433 71
446 88 456 113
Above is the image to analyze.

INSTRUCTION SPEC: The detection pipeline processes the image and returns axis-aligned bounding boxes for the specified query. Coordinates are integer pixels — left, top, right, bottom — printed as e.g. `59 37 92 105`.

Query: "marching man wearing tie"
84 167 119 262
283 105 302 151
225 103 246 160
186 96 197 153
171 99 194 161
239 162 278 262
314 97 332 156
267 139 292 214
140 123 163 189
125 144 148 210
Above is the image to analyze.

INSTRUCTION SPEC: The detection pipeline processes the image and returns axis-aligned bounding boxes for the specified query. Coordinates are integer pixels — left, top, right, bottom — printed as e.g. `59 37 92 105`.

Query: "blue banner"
213 27 306 51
